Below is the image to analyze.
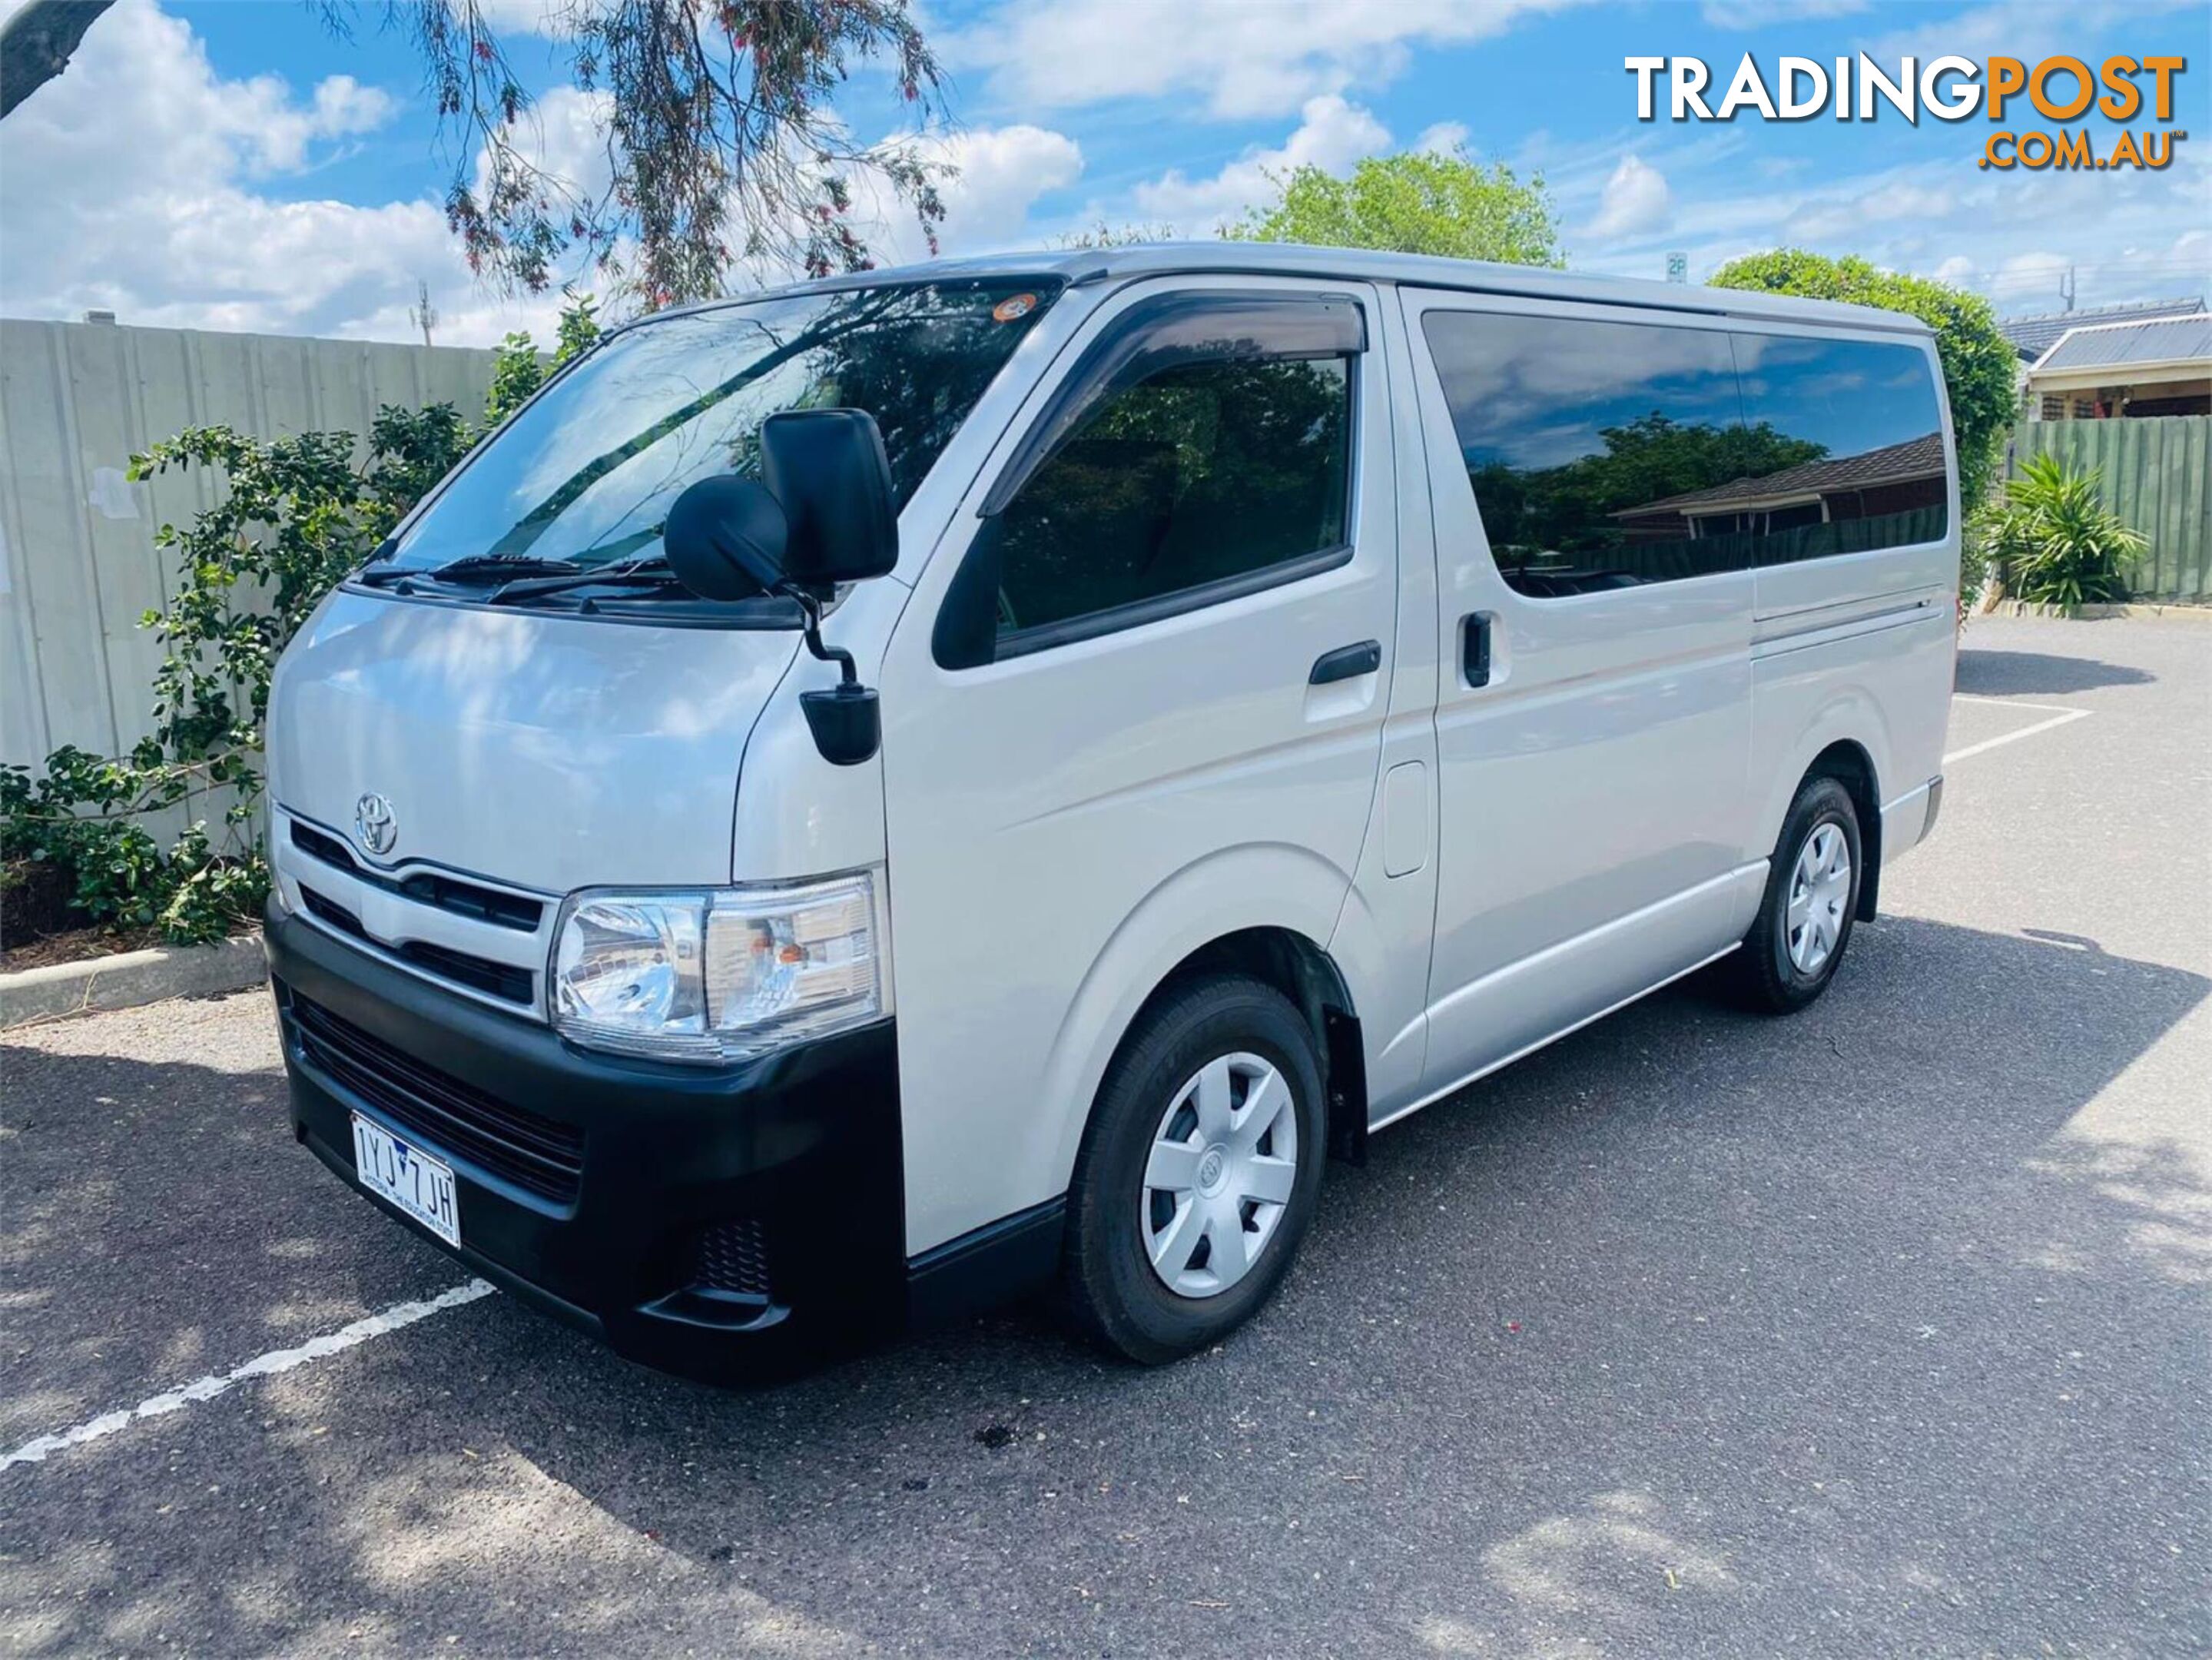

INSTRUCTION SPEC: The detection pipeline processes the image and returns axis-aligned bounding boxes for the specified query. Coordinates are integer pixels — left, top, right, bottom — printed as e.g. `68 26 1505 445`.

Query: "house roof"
1614 431 1947 517
2000 297 2206 360
2032 314 2212 374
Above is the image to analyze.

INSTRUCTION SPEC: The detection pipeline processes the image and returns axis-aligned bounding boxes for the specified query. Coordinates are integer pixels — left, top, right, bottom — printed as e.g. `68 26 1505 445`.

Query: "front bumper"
267 903 905 1383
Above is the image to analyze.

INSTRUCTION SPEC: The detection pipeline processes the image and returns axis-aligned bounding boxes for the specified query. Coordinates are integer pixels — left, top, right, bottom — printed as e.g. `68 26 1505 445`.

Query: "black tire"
1060 973 1328 1365
1724 774 1864 1014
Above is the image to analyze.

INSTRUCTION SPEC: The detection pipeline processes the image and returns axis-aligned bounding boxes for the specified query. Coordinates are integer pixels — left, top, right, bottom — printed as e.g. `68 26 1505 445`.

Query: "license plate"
350 1111 461 1247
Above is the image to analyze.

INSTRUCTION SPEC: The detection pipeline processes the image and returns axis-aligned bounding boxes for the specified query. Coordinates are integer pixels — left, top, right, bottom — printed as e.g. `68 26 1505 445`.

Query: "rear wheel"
1726 775 1863 1014
1060 974 1327 1364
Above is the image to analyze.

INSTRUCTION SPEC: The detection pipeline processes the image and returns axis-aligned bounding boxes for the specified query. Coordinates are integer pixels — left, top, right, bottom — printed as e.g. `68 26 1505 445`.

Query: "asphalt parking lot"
3 613 2207 1658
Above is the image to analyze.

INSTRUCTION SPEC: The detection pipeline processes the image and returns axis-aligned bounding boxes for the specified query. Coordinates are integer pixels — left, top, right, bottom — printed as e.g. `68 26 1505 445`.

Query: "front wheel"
1725 775 1863 1014
1060 974 1328 1364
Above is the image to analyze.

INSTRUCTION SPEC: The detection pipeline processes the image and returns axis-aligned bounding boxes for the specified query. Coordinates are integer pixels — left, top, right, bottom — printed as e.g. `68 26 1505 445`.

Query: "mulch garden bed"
0 859 162 973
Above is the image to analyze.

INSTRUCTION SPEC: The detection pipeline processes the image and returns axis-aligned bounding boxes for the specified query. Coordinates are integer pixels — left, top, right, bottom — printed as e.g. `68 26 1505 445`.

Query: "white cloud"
499 85 618 204
1862 0 2201 66
1126 95 1391 230
1700 0 1865 26
950 0 1594 120
1586 153 1671 239
469 0 575 36
310 75 397 137
2166 227 2212 272
931 125 1086 251
12 0 2200 348
1981 250 2074 297
1571 141 2210 316
1414 121 1472 155
0 0 549 342
0 1 1079 343
841 124 1086 267
1786 177 1956 241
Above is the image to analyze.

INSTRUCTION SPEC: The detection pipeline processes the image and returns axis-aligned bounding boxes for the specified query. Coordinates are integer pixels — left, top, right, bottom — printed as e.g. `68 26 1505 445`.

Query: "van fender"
1751 685 1893 868
1036 842 1362 1194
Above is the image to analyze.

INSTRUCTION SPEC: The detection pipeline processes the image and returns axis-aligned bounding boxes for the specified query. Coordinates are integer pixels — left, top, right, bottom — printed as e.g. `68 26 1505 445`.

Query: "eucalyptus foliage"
386 0 947 304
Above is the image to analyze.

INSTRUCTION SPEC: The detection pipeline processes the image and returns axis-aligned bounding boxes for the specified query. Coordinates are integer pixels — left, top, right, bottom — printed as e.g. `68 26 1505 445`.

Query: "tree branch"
0 0 114 120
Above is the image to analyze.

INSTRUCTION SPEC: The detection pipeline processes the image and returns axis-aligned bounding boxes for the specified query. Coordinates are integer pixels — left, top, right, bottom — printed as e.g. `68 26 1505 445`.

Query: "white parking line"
1943 702 2093 764
1 1279 492 1471
1949 693 2091 714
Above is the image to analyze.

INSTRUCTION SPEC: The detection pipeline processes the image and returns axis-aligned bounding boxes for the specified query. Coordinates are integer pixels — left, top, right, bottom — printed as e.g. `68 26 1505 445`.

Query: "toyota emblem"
355 792 397 856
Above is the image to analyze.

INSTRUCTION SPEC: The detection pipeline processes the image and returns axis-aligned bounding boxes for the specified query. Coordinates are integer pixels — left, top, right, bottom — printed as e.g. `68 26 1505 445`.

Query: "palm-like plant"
1975 453 2145 608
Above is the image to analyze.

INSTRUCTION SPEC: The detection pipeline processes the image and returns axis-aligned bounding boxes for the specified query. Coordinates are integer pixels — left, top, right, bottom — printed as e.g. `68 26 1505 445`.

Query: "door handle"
1309 640 1382 685
1462 613 1494 688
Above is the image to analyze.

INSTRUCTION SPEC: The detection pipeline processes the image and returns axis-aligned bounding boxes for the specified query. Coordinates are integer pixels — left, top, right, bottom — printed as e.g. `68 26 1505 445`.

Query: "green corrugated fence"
2007 415 2212 601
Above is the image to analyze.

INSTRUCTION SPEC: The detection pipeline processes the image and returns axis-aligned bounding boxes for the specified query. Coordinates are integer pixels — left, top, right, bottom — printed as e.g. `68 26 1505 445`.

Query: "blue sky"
1 0 2205 344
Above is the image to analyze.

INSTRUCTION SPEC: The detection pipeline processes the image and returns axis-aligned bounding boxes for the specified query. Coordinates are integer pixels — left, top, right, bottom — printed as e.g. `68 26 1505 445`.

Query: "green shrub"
1229 148 1563 266
1973 453 2144 609
483 290 602 427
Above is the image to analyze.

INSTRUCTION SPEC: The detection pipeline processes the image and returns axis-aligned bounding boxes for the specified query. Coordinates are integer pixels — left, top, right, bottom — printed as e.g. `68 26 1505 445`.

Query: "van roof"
665 241 1935 337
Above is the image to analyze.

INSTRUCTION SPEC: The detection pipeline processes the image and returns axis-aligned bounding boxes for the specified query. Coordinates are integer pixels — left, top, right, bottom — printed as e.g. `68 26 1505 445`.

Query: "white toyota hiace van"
266 244 1954 1376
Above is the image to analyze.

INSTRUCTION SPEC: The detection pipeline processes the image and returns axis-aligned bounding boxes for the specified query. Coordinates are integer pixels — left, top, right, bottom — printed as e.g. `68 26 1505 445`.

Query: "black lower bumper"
267 903 907 1383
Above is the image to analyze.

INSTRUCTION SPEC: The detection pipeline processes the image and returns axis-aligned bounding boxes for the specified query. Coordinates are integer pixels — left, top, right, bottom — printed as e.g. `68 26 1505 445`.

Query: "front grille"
297 886 535 1007
399 871 542 931
300 886 367 937
691 1219 773 1300
290 820 358 871
289 991 585 1203
396 941 533 1005
290 820 543 931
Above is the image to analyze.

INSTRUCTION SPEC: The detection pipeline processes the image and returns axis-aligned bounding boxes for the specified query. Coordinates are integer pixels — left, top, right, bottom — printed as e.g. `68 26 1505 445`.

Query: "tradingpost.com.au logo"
1627 55 2187 171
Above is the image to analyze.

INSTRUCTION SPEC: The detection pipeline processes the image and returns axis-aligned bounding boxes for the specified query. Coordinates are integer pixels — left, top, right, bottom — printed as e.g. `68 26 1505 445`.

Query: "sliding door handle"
1309 639 1382 685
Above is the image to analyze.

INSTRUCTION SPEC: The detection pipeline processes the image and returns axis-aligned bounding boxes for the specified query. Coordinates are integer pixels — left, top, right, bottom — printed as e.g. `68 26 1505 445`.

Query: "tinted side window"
986 355 1352 639
1421 313 1750 596
1727 336 1949 564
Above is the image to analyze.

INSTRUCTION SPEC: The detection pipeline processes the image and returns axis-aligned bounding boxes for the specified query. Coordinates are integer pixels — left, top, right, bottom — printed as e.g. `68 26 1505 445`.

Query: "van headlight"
550 870 885 1063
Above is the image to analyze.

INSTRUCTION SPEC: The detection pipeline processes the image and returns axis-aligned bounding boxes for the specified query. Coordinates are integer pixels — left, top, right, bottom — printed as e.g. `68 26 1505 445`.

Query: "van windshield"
380 278 1060 582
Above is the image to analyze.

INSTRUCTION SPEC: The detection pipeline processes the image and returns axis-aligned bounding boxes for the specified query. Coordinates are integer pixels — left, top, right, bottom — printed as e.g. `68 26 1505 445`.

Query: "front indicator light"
550 871 883 1063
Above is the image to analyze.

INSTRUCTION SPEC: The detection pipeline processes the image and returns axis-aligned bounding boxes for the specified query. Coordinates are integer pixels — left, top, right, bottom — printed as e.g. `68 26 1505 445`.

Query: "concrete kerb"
0 934 267 1029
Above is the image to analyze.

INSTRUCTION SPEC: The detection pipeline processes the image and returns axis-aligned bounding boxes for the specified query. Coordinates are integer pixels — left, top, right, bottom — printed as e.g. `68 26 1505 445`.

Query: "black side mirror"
761 408 899 589
660 412 897 769
662 474 788 602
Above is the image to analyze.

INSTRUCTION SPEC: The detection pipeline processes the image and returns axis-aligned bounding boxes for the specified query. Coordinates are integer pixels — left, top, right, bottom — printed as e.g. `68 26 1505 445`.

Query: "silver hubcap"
1785 822 1852 974
1142 1052 1298 1299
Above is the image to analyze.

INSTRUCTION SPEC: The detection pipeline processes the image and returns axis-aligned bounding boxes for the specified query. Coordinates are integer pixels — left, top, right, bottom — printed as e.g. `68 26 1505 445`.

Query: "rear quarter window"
1725 335 1949 566
1421 310 1950 597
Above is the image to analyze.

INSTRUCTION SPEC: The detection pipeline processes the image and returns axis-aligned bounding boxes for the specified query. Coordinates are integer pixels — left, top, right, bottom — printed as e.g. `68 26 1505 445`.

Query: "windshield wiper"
426 553 587 583
351 552 585 593
484 556 689 606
